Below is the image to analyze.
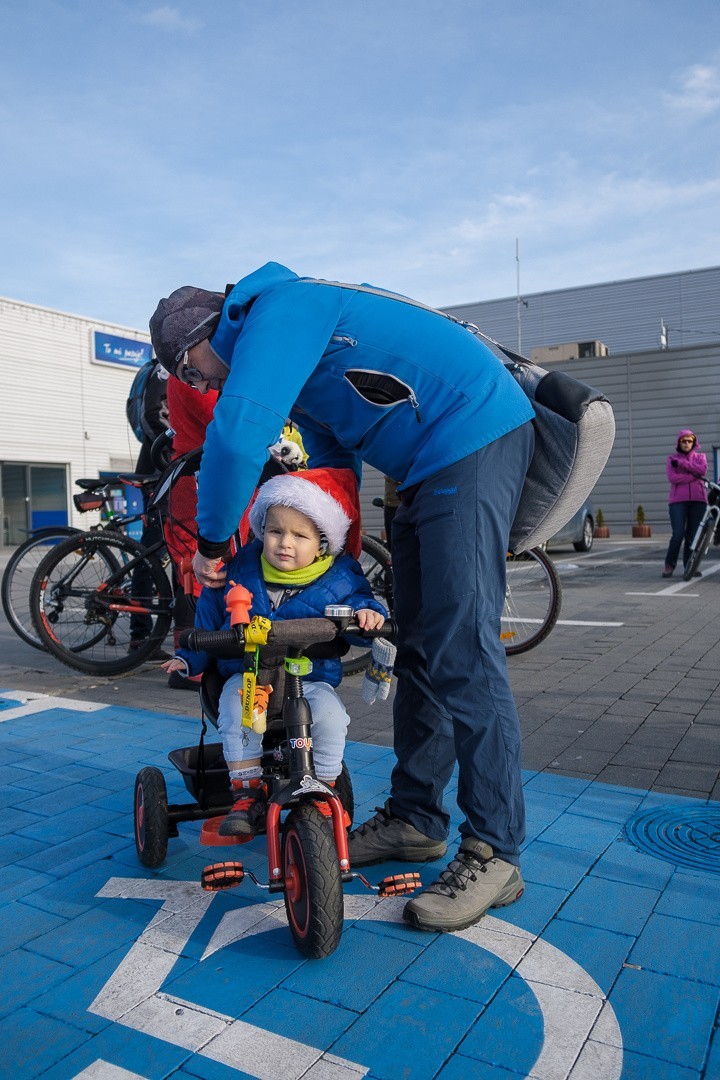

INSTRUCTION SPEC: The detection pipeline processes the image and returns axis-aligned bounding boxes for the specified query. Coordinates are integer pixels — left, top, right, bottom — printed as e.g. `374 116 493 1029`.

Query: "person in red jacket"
663 429 707 578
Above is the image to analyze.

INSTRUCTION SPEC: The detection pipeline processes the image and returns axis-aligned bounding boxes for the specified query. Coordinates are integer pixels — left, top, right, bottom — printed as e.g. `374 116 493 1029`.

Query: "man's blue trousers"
389 422 534 864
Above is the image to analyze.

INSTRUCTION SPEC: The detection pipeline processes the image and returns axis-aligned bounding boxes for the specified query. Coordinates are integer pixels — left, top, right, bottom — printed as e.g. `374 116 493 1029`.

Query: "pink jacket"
667 429 707 504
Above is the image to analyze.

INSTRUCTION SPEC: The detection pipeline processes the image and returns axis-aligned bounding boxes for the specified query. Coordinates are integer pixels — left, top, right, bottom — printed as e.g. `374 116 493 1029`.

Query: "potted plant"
632 505 652 538
594 508 610 538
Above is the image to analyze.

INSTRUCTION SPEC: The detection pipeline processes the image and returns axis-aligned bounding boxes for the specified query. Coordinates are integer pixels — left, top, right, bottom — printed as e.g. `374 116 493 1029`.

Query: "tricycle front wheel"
282 805 343 958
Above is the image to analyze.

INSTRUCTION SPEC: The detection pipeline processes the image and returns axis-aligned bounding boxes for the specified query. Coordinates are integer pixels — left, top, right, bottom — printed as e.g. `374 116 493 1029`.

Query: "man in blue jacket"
150 262 535 932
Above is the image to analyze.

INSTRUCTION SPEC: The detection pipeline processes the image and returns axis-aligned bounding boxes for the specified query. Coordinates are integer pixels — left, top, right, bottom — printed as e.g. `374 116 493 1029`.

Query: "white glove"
362 638 397 704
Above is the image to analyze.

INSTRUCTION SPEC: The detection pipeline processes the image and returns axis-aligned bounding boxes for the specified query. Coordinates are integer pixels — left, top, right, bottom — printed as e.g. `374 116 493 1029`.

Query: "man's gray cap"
149 286 225 374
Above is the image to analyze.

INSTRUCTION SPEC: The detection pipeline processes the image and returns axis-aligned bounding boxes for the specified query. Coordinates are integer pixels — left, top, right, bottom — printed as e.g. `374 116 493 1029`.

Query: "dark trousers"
665 501 706 570
389 423 534 864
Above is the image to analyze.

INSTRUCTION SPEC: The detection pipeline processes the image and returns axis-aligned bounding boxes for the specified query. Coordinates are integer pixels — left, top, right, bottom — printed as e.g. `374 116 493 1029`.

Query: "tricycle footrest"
200 816 254 847
201 861 245 891
377 872 421 897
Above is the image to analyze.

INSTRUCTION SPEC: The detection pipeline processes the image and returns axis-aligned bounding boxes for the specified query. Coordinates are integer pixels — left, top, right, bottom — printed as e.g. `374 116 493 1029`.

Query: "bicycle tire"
502 548 562 656
282 804 344 958
30 532 173 676
1 528 79 650
683 518 714 581
341 534 394 676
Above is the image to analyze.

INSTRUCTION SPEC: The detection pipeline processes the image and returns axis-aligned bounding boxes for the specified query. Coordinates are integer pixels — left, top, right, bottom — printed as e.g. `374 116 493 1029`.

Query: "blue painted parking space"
0 688 718 1079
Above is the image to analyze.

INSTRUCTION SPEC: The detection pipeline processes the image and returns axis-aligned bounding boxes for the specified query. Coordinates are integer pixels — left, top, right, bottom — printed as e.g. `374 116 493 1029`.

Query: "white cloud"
139 6 203 33
664 63 720 115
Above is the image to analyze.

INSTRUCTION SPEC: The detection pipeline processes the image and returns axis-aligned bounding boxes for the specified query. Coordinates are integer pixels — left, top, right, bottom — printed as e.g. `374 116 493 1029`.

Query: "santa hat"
247 468 362 558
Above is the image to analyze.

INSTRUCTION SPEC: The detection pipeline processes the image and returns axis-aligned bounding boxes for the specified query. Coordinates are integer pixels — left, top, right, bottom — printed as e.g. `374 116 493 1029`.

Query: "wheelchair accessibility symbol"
88 877 623 1079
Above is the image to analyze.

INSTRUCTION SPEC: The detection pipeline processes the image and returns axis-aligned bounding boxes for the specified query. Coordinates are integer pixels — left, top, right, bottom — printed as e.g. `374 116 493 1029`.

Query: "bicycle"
27 445 202 676
351 501 561 660
682 479 720 581
2 430 178 652
1 475 156 652
133 601 419 959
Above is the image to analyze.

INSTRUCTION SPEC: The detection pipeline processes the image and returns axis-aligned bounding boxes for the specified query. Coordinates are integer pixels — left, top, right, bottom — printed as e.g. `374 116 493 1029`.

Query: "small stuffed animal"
268 436 305 471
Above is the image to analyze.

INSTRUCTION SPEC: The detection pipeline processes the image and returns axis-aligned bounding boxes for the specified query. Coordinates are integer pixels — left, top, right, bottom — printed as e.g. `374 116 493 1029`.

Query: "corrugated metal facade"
443 265 720 356
0 297 147 530
539 343 720 532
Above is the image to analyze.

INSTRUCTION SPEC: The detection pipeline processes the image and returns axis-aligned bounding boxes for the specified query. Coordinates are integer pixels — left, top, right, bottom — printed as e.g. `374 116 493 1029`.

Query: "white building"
0 296 150 546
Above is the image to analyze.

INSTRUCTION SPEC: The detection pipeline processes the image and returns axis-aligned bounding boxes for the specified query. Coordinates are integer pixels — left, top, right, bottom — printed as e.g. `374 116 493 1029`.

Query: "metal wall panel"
541 344 720 534
0 297 146 529
444 266 720 356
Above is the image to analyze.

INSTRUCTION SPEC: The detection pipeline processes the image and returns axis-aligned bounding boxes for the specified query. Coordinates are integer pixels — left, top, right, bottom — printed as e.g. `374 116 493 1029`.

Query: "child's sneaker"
219 779 268 836
313 799 351 829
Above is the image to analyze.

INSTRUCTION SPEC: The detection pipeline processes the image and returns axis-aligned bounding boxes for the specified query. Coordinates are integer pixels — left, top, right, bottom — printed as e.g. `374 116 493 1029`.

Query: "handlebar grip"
265 618 338 647
353 619 398 640
179 627 244 654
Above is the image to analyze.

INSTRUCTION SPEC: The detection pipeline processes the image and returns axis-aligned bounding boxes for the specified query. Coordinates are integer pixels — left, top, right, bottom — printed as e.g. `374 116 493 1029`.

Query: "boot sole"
402 884 524 933
348 842 447 868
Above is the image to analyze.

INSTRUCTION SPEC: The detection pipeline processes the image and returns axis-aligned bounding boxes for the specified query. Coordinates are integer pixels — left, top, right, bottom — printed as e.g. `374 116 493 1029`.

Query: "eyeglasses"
176 350 206 388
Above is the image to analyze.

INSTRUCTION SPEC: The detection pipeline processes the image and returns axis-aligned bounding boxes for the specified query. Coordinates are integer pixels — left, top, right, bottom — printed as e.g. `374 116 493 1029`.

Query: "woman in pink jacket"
663 429 707 577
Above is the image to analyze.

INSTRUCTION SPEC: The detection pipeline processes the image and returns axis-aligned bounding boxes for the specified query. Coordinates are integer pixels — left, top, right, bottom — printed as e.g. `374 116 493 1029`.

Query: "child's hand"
356 608 384 631
162 658 188 674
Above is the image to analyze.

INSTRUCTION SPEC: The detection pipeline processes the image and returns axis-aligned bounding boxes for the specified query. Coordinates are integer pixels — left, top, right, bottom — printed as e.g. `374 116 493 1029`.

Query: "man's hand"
192 551 228 588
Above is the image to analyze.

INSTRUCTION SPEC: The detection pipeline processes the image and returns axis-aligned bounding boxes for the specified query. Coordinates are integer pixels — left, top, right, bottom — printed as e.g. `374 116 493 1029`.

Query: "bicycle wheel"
683 518 714 581
1 528 78 649
503 548 562 656
341 534 394 676
282 804 344 958
30 532 173 676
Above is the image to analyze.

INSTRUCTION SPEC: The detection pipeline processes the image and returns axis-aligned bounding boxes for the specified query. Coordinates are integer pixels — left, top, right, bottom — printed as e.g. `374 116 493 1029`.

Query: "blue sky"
1 0 719 330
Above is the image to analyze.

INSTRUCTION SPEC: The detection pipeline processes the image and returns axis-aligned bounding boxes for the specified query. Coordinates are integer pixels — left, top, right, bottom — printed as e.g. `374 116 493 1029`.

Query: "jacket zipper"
331 334 357 347
344 367 423 424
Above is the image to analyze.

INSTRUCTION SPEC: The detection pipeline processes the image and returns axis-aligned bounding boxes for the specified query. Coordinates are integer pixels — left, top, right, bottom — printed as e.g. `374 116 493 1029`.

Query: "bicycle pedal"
201 861 245 891
377 872 421 897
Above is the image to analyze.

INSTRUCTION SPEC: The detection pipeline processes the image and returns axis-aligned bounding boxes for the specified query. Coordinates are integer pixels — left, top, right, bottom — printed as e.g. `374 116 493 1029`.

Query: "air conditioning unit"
530 340 609 363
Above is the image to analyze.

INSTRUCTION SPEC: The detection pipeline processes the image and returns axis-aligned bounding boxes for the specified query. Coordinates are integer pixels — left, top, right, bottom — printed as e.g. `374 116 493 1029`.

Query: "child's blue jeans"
218 675 350 780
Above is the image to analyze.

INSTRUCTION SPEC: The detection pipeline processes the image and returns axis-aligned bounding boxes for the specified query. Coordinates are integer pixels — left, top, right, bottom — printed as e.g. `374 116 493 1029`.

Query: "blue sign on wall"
92 331 152 370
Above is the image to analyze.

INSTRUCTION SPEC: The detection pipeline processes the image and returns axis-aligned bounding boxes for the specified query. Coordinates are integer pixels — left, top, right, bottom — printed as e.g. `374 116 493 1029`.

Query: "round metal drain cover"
624 805 720 874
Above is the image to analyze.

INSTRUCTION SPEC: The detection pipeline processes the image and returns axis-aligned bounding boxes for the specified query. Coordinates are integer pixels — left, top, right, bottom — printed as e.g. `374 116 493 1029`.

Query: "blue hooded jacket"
177 539 387 686
198 263 535 546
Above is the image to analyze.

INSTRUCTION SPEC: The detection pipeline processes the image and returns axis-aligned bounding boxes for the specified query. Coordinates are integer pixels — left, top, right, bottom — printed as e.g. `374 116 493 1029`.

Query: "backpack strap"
301 277 535 368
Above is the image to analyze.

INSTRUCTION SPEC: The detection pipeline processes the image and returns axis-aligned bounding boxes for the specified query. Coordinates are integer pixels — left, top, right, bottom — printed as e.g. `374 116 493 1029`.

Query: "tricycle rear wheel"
135 766 170 868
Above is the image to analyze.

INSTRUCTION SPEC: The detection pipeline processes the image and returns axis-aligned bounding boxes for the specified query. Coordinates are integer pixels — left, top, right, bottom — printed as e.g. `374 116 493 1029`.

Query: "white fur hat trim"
248 474 351 556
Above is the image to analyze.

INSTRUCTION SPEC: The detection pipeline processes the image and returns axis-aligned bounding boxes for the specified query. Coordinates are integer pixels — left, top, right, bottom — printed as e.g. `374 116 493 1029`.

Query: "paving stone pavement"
0 537 718 1078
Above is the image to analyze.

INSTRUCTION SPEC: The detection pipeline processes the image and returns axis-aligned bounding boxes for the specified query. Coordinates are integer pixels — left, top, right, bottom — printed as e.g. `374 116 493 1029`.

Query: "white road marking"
91 878 622 1080
502 619 624 627
0 690 105 723
73 1064 148 1079
626 558 720 596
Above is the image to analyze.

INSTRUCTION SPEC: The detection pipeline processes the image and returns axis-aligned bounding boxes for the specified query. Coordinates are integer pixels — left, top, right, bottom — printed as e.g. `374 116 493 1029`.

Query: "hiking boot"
403 837 524 932
347 799 447 866
218 780 268 837
662 565 674 578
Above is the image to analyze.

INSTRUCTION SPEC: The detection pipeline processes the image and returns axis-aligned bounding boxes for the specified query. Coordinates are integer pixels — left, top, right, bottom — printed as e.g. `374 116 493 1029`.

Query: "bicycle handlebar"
179 615 398 656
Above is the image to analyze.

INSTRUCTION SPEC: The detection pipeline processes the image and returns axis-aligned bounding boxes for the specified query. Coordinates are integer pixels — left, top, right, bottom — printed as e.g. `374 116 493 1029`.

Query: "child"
163 467 387 836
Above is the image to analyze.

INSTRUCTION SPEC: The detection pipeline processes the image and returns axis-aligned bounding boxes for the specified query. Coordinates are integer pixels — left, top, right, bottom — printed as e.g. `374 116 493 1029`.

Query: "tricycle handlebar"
178 615 397 657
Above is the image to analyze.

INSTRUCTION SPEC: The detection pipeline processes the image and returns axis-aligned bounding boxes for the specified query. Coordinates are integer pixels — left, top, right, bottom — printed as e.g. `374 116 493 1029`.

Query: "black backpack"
126 360 168 442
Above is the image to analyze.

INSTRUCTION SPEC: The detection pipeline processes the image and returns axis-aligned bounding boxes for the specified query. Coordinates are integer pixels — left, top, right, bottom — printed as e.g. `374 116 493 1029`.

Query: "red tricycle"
133 596 418 958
